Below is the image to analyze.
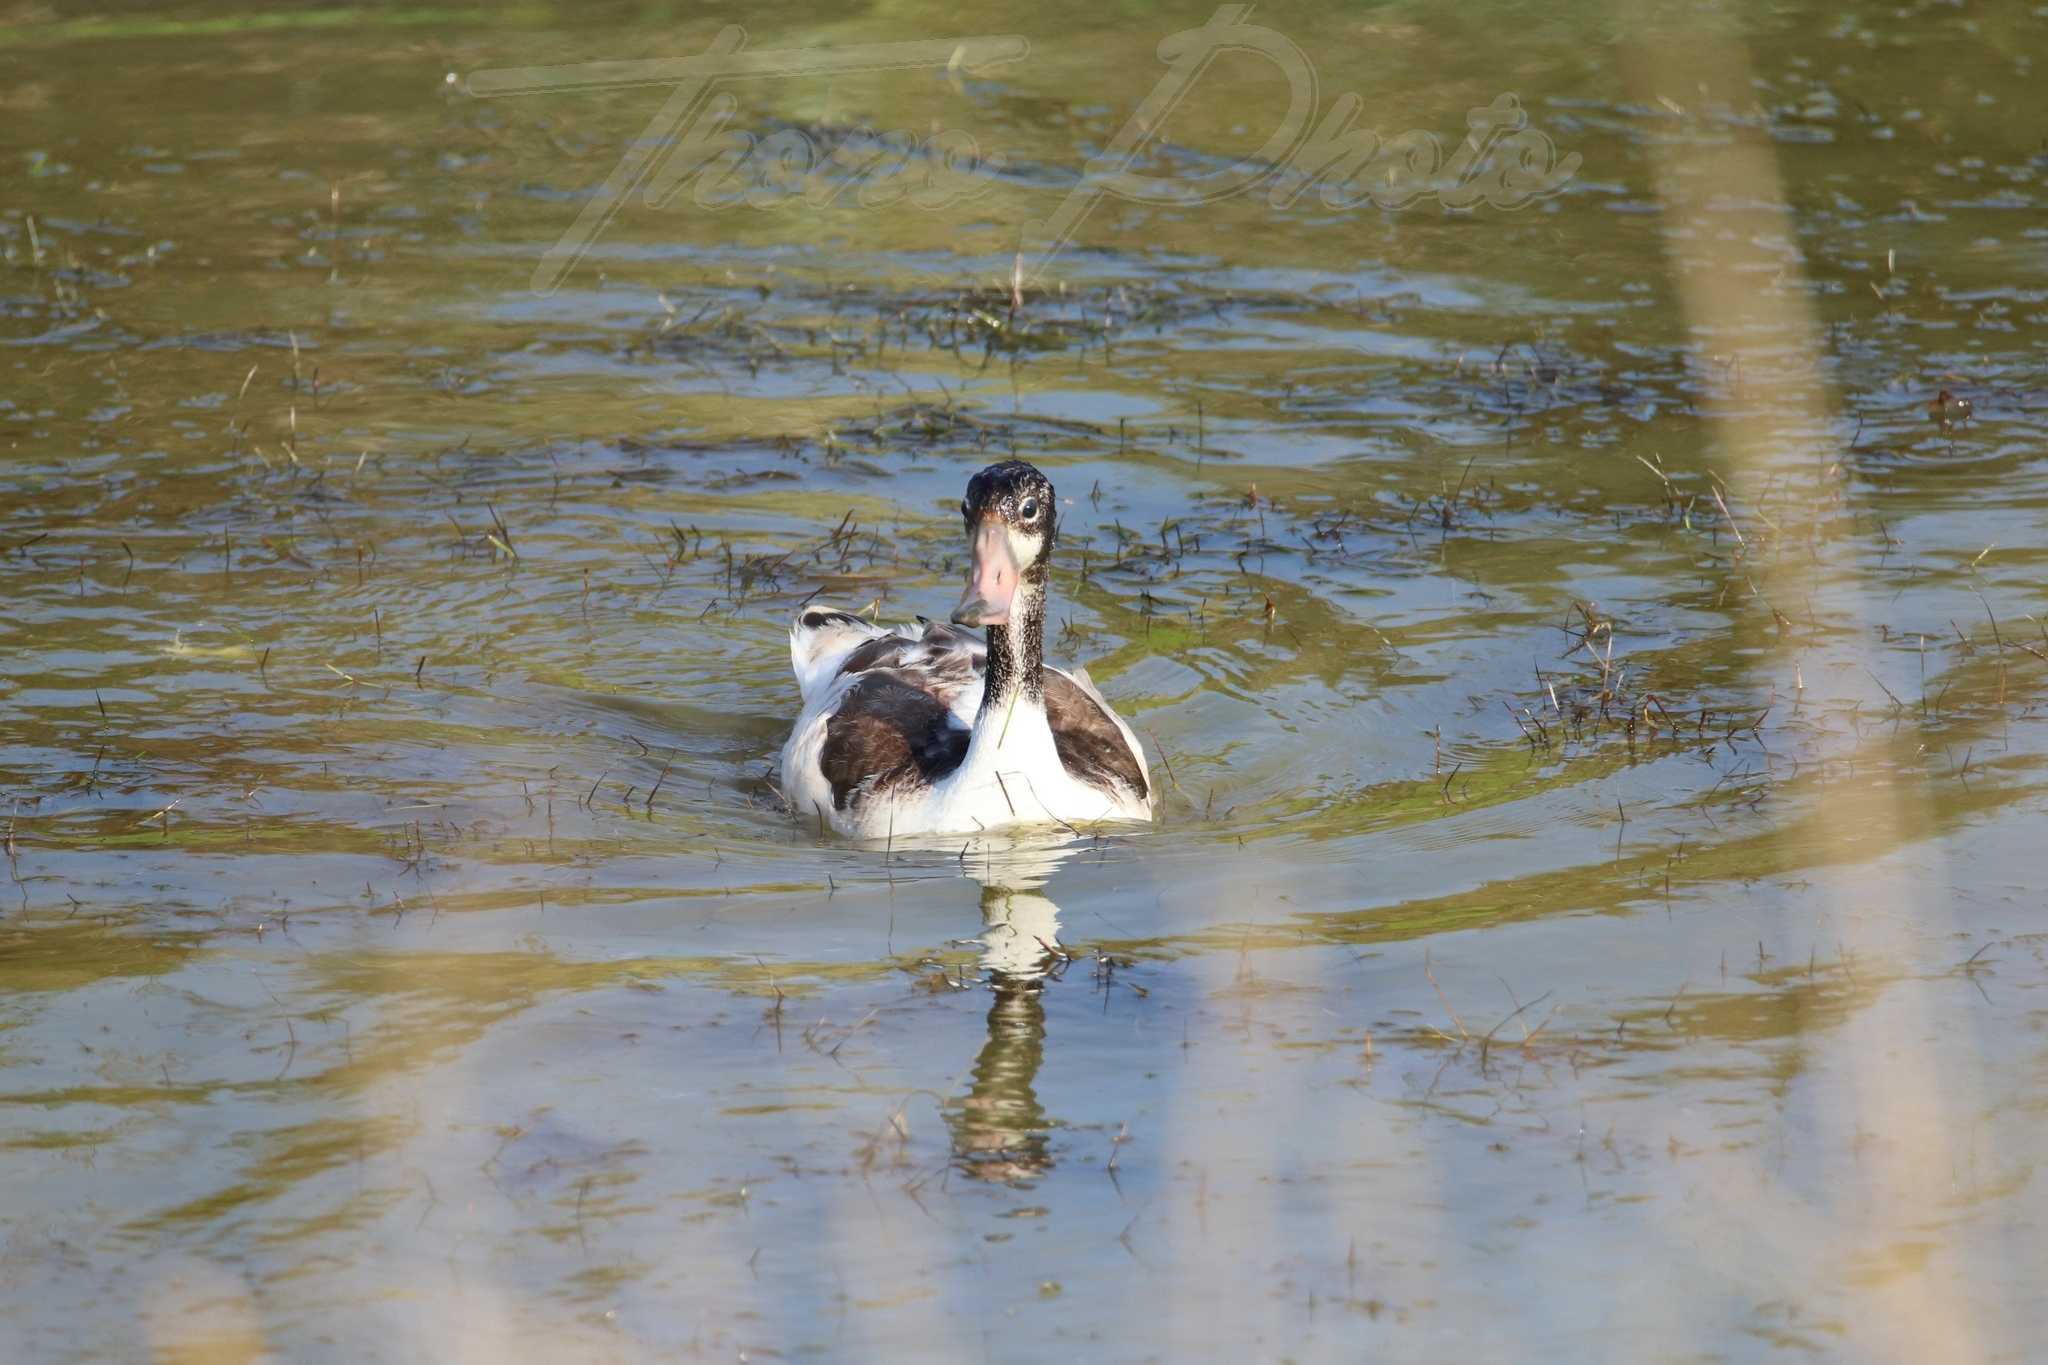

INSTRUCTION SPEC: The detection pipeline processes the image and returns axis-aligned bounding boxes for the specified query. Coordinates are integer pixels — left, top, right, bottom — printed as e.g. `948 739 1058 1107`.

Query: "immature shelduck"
779 460 1152 839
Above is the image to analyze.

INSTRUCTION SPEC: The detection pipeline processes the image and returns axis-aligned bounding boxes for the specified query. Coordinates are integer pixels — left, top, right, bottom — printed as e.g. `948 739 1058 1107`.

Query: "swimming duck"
779 460 1153 839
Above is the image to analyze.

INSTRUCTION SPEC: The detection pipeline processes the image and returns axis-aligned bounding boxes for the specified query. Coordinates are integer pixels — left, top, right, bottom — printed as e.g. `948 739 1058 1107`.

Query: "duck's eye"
1018 497 1040 520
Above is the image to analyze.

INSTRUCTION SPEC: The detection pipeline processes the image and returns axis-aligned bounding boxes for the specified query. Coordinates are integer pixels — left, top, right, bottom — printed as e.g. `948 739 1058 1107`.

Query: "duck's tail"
788 606 891 706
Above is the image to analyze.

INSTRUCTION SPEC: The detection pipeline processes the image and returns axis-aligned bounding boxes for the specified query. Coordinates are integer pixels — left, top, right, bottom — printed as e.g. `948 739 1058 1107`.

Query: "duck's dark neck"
979 584 1045 720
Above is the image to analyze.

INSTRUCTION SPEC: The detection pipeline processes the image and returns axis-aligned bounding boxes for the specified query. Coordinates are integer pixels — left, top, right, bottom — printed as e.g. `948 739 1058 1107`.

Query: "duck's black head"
953 461 1056 628
962 460 1055 548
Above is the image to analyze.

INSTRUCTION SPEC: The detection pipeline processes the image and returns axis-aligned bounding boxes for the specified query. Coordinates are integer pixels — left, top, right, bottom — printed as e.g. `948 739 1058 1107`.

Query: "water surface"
4 2 2047 1359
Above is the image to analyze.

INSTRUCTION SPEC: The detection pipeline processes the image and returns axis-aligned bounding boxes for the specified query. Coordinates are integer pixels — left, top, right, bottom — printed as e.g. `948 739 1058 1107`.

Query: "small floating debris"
1927 388 1973 432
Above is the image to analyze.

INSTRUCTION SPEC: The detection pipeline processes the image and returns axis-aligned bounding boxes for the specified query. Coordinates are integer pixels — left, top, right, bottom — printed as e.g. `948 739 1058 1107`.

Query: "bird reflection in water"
943 841 1078 1186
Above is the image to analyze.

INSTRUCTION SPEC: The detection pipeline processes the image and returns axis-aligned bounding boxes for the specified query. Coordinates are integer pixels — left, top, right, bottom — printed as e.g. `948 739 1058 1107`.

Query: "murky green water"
5 1 2047 1359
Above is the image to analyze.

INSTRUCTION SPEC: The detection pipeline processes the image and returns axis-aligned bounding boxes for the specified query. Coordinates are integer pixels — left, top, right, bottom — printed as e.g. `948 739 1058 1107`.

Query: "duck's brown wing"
818 671 971 811
814 620 989 813
1044 671 1149 804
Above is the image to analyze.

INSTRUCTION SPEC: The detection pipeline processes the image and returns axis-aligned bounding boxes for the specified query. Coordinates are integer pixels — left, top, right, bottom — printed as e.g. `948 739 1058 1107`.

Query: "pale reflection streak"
1622 28 1991 1362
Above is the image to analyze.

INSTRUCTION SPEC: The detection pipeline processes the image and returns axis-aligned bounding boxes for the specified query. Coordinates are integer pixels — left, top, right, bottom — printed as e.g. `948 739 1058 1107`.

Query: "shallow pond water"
4 1 2048 1360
